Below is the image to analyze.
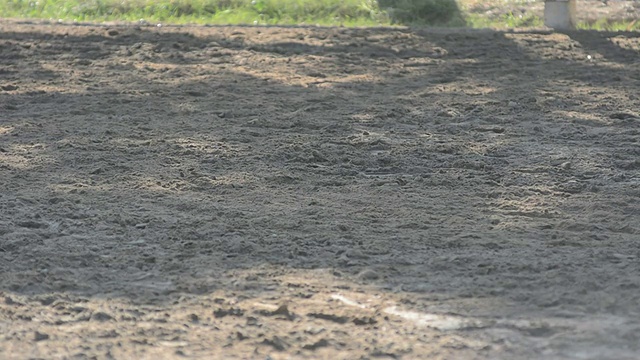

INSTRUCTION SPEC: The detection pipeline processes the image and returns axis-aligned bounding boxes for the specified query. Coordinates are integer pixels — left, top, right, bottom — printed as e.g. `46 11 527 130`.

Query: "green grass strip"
1 0 638 30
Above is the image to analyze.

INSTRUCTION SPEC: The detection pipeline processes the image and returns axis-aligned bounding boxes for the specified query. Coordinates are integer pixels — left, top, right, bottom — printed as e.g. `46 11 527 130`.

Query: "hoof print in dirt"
357 269 381 281
245 316 260 327
4 296 22 306
214 307 244 318
609 111 637 120
371 349 399 359
188 314 199 323
353 316 377 326
91 312 114 322
16 220 48 229
34 331 49 342
1 84 18 91
38 296 57 306
303 338 330 350
261 336 289 351
255 304 296 321
307 312 349 324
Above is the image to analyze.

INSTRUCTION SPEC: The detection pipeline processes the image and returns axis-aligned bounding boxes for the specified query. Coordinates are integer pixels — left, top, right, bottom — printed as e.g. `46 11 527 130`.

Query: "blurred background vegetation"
1 0 638 30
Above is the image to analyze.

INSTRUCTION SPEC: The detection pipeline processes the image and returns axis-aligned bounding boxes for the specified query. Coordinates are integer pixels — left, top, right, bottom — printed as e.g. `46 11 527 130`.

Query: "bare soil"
463 0 640 24
1 19 639 359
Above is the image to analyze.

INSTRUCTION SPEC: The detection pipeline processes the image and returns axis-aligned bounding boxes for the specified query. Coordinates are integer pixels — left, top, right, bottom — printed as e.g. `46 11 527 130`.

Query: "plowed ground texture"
1 20 639 359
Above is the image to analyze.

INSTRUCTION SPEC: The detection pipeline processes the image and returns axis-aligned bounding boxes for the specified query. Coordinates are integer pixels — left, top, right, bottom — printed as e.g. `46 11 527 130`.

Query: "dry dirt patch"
1 20 639 359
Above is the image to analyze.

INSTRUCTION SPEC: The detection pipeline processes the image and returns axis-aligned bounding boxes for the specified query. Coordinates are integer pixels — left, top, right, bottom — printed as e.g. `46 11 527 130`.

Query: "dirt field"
1 19 639 359
463 0 640 24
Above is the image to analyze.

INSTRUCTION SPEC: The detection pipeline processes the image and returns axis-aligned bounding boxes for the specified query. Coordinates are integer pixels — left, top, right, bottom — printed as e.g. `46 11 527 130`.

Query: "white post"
544 0 577 30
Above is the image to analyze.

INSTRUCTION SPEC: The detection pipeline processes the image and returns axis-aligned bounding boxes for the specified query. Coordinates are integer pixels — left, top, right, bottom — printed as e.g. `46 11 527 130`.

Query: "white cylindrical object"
544 0 577 30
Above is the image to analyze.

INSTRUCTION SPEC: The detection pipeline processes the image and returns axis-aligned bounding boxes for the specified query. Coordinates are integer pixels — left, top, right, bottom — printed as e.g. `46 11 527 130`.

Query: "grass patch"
378 0 464 26
0 0 638 30
0 0 390 26
466 13 639 31
465 12 543 29
0 0 462 26
578 18 639 32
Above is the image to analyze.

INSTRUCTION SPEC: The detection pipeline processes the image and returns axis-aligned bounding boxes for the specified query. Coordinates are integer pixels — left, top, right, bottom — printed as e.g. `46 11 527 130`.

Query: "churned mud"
1 19 639 359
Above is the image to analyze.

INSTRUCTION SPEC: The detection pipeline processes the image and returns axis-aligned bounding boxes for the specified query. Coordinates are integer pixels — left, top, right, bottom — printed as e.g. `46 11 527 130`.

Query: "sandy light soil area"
1 19 639 359
463 0 640 24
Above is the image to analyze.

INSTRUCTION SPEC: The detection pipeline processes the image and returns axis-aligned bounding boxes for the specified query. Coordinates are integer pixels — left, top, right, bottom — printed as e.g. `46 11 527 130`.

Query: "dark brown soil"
1 19 639 359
